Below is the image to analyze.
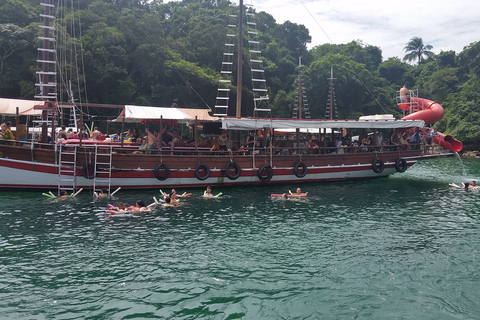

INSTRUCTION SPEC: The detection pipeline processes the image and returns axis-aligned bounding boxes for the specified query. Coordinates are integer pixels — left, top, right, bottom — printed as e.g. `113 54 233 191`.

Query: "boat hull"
0 144 420 190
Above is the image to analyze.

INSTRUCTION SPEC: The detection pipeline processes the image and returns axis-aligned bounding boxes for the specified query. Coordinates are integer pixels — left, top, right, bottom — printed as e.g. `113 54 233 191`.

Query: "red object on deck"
399 97 463 152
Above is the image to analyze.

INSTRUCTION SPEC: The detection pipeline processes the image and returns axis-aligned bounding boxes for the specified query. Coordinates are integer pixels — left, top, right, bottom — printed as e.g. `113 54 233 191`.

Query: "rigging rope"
298 0 388 114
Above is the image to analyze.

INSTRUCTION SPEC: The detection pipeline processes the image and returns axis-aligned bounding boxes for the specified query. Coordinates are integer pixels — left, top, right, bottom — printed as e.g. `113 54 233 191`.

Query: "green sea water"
1 157 479 319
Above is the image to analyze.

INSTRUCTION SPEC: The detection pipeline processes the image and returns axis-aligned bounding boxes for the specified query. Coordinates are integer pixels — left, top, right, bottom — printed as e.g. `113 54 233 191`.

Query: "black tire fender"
372 158 384 174
395 158 408 173
194 164 210 180
293 161 307 178
154 163 169 181
258 165 273 182
82 163 95 179
225 161 241 180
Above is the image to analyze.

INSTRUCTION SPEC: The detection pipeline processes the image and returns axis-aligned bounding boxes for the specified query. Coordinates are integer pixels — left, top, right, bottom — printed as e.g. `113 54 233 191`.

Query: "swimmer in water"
98 188 108 198
117 202 127 211
292 187 302 195
169 191 177 204
163 196 175 207
133 200 150 211
281 193 288 199
203 186 214 198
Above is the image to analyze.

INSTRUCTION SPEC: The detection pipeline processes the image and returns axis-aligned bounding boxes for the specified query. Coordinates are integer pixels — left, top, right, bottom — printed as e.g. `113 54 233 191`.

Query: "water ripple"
1 157 480 318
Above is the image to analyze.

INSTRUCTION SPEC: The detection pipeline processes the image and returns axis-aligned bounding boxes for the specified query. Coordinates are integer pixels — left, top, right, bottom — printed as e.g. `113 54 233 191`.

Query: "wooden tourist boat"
0 0 462 193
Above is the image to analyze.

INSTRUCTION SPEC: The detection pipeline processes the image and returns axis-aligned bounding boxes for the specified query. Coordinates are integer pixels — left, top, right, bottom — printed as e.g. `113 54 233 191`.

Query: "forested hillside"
1 0 479 149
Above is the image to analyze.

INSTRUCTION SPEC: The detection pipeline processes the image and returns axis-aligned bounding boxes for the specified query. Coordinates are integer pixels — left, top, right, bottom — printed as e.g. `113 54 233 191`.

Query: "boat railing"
2 138 444 158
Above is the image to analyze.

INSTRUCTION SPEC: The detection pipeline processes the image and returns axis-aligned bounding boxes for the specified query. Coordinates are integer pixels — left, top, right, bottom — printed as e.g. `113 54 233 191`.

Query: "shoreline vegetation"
0 0 479 148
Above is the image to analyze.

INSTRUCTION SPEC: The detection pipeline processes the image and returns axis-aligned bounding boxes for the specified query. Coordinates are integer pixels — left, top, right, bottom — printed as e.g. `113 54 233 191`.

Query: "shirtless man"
57 126 67 140
145 128 158 150
90 127 101 140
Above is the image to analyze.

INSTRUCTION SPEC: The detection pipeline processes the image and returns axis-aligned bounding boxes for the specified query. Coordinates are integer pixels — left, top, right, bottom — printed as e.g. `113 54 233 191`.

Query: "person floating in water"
59 190 70 200
116 202 127 212
471 181 478 189
98 188 108 198
169 190 177 204
133 200 150 212
464 182 470 190
163 196 175 207
281 193 288 199
203 186 214 198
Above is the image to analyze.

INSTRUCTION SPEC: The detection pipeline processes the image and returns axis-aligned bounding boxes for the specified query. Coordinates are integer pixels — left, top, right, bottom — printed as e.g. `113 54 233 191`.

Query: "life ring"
395 158 408 173
194 164 210 180
225 161 241 180
82 163 95 179
258 165 273 182
154 163 169 181
372 158 384 173
293 161 307 178
257 128 271 139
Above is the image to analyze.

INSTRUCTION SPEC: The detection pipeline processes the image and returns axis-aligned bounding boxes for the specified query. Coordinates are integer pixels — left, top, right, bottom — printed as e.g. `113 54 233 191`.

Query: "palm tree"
403 37 434 64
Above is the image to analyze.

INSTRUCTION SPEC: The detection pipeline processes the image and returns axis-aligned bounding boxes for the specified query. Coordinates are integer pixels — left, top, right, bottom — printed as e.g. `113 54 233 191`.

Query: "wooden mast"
235 0 243 117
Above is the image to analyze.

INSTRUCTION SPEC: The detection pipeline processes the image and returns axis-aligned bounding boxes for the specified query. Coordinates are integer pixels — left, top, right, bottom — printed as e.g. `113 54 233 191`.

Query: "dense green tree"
377 57 412 87
2 0 480 149
0 23 29 89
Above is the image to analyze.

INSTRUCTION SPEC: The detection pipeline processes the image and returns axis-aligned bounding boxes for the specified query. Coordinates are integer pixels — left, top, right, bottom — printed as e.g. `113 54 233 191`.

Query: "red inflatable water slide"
398 86 463 153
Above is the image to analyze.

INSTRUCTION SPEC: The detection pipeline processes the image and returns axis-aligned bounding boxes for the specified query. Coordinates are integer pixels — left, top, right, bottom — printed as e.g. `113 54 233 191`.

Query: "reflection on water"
1 157 480 319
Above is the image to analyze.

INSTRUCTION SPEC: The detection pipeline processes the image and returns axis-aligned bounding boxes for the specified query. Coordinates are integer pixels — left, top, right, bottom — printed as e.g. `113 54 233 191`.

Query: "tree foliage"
403 37 434 64
1 0 480 149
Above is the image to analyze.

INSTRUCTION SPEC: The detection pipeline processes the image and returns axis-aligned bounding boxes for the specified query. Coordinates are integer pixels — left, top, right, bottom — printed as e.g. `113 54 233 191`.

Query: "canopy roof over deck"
0 98 44 116
114 105 217 123
221 117 425 131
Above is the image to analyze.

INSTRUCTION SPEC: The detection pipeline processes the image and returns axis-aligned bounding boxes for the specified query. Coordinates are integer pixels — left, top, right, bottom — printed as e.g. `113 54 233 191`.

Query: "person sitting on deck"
160 126 173 146
209 138 220 152
241 131 256 152
133 137 148 154
305 138 318 154
66 128 74 139
217 131 229 152
90 127 101 140
16 121 27 141
168 131 185 153
0 123 15 145
57 126 67 140
361 135 372 152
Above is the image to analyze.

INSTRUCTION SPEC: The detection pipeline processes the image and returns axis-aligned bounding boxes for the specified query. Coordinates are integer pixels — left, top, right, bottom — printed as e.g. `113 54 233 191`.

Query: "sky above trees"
180 0 480 60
